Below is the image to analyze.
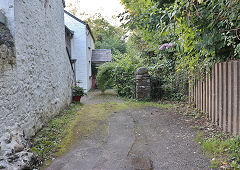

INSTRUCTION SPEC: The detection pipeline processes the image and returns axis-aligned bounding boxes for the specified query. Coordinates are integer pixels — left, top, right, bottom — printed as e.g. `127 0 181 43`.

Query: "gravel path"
46 90 210 170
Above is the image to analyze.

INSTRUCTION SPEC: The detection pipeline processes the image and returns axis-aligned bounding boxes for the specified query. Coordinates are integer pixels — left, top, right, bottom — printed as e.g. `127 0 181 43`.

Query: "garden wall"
0 0 73 138
190 61 240 135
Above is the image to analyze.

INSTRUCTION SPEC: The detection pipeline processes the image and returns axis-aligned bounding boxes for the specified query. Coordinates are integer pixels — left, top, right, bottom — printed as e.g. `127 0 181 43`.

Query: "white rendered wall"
64 13 93 91
86 29 95 90
0 0 73 137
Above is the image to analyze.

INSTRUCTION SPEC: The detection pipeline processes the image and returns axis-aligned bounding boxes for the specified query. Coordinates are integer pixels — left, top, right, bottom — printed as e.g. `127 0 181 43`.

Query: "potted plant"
72 85 86 102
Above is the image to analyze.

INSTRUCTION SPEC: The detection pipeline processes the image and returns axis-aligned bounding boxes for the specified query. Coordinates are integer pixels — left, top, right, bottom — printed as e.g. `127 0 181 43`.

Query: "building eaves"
65 25 74 35
64 10 95 42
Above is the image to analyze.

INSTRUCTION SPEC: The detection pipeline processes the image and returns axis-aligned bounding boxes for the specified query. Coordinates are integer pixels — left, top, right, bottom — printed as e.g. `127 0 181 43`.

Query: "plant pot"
73 96 81 102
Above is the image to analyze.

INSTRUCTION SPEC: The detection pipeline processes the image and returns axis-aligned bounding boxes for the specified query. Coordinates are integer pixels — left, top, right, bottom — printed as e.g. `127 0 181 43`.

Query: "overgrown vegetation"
196 133 240 169
96 53 144 98
96 63 115 93
92 0 239 101
119 0 240 76
31 103 82 166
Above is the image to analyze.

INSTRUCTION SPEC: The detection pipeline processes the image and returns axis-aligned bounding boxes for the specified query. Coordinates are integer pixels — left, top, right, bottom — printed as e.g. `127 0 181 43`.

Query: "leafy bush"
113 53 143 98
72 86 86 96
96 63 115 93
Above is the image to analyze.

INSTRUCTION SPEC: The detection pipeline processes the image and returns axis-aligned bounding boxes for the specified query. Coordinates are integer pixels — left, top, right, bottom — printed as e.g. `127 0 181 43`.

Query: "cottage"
64 11 95 92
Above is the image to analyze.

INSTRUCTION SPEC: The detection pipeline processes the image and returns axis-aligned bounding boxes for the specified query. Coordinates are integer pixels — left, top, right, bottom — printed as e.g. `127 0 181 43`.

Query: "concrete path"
46 90 210 170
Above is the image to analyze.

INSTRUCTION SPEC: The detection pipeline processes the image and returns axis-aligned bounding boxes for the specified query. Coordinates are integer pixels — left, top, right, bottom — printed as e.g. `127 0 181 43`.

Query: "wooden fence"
189 61 240 135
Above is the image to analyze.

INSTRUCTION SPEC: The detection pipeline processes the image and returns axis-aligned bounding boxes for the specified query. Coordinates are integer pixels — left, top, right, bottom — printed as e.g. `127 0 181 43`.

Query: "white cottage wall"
0 0 73 137
86 29 95 90
64 13 92 91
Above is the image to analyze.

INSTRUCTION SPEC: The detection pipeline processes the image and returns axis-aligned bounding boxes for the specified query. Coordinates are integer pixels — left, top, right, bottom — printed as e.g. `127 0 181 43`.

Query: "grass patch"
31 103 82 165
196 132 240 169
125 100 175 109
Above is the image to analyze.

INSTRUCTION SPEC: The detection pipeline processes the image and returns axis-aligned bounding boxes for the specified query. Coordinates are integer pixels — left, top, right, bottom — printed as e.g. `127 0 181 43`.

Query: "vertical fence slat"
219 63 223 128
209 74 212 121
198 80 200 109
203 79 206 113
206 75 209 118
228 62 233 133
223 62 228 132
212 65 216 123
237 62 240 135
197 79 199 108
215 64 219 125
195 80 197 107
189 81 192 103
193 80 195 104
200 80 202 111
233 62 238 135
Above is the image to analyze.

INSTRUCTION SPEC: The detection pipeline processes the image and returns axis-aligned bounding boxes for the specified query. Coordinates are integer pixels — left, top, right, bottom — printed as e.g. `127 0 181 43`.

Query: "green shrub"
96 63 115 93
113 53 143 98
72 86 86 96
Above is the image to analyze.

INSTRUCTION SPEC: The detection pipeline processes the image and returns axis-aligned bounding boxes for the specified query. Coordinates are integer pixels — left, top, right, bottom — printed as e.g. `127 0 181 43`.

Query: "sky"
65 0 125 26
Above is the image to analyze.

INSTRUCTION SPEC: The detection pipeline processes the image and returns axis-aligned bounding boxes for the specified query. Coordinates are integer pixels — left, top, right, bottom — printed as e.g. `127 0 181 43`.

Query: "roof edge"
64 10 95 42
65 25 74 35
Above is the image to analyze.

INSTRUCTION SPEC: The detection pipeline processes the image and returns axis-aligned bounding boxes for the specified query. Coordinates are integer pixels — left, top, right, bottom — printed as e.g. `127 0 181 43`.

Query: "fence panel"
190 61 240 135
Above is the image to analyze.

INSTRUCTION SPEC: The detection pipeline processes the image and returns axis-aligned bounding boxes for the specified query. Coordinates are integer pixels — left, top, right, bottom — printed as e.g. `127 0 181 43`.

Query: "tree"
85 15 127 55
120 0 240 77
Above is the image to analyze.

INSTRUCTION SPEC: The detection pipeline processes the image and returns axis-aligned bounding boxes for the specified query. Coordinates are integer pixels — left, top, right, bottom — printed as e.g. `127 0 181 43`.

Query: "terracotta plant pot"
73 96 81 102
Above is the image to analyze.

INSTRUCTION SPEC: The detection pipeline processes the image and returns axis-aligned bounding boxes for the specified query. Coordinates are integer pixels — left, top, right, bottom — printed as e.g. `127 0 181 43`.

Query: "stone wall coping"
136 67 148 75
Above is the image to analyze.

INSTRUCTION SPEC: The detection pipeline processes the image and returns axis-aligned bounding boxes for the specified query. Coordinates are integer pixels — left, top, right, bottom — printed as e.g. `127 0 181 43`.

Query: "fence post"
219 63 223 128
223 62 228 132
232 62 238 135
212 65 215 123
228 62 233 133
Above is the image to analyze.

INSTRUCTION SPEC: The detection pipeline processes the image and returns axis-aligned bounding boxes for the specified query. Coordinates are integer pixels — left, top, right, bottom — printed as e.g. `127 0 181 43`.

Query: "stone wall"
0 22 15 70
0 0 73 138
135 67 151 100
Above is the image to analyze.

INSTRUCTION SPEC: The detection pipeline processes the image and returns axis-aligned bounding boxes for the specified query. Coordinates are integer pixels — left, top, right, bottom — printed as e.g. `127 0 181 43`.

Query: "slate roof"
92 49 112 62
64 10 95 42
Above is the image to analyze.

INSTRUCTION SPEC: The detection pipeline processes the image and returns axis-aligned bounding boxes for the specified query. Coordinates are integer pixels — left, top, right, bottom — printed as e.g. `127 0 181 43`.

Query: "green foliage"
120 0 240 79
196 133 240 169
113 53 144 98
96 52 144 98
86 15 127 55
31 103 82 161
72 86 86 97
96 63 115 93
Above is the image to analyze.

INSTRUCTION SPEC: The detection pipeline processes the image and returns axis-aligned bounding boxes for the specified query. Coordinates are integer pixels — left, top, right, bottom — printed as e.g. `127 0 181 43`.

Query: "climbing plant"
120 0 240 78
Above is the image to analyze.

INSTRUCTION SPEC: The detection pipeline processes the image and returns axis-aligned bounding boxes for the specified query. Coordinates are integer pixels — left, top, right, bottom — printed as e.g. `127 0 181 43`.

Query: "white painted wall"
86 29 95 90
64 12 94 91
0 0 73 137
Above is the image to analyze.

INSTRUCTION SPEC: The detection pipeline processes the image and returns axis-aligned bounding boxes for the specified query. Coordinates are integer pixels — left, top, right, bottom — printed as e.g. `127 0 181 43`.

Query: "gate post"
135 67 151 100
